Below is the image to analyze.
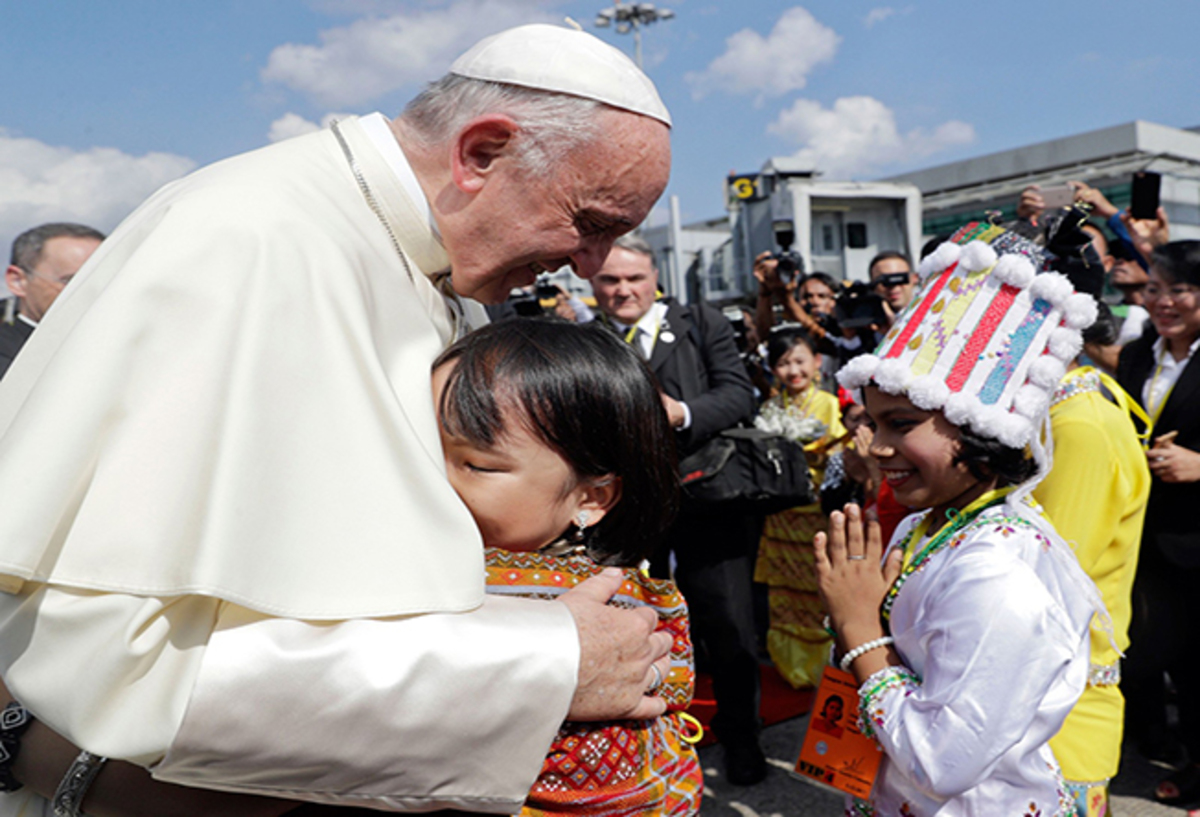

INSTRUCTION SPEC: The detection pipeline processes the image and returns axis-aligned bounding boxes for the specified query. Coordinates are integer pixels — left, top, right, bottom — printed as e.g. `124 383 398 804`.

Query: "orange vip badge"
793 666 883 799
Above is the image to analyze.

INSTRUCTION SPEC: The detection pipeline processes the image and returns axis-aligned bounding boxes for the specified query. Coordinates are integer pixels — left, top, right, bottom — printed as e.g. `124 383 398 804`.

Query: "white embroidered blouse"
848 498 1099 817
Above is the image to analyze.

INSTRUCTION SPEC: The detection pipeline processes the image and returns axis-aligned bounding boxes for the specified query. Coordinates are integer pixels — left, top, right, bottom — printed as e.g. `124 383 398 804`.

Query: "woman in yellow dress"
753 327 846 688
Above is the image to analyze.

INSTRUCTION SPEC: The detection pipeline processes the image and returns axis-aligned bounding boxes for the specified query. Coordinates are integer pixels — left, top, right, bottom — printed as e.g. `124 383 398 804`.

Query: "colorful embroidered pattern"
882 262 958 359
1088 662 1121 687
978 297 1053 404
945 282 1020 392
857 666 921 740
911 267 992 377
881 495 1011 620
486 548 693 708
485 548 702 816
950 222 1006 246
1052 370 1101 406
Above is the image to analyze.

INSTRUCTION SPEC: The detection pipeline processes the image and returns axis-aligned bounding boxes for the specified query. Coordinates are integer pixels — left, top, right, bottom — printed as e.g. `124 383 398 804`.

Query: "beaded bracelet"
839 635 895 673
0 701 33 792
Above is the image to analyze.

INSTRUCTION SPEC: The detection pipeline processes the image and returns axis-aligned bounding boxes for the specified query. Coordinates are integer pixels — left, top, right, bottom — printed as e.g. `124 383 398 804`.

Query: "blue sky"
3 0 1197 263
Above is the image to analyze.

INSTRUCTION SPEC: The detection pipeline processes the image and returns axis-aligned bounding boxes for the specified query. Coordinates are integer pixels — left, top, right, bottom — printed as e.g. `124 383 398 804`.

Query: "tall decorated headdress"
838 223 1097 486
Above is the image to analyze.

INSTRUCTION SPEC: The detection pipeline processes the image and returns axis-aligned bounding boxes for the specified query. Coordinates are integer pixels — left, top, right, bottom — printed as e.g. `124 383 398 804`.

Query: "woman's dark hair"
433 318 679 565
1150 240 1200 287
954 427 1037 487
765 326 820 368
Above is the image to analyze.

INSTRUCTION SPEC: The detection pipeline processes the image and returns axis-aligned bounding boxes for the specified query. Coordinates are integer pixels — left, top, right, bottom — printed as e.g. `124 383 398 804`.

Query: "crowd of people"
0 19 1197 817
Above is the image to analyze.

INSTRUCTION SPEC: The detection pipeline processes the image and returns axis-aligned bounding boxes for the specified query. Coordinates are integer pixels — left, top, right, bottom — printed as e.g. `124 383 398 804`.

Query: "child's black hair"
766 326 821 369
433 318 679 565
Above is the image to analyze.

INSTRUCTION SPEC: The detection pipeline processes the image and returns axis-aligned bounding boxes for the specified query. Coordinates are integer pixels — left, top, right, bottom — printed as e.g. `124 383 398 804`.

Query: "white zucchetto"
450 24 672 127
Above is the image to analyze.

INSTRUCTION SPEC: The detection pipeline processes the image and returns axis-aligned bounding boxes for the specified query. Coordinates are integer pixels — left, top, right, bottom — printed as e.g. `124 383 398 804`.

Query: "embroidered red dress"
485 548 703 817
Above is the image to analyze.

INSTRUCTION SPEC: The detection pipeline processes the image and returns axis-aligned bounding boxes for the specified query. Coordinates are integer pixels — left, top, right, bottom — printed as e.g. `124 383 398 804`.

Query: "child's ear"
574 475 622 526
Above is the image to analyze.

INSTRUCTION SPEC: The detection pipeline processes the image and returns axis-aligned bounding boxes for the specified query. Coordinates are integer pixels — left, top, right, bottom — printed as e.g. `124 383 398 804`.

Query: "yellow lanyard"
900 485 1016 573
1094 369 1153 448
1145 350 1176 440
620 313 661 358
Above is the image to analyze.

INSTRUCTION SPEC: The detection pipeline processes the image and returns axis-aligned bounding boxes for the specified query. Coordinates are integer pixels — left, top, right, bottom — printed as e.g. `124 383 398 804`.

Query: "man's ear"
5 266 27 299
450 115 520 194
574 475 623 527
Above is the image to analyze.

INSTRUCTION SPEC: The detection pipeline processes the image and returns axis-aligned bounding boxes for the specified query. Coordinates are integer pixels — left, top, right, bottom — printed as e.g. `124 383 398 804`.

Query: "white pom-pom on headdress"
873 358 912 395
958 240 998 274
907 375 951 411
943 391 973 426
1027 355 1067 389
1029 272 1074 307
1048 326 1083 361
917 241 962 280
837 354 880 390
1013 383 1051 420
992 411 1033 448
1061 292 1099 331
990 254 1036 289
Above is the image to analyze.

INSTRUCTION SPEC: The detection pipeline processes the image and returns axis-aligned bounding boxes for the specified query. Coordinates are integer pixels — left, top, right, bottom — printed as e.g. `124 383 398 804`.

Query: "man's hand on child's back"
559 568 673 721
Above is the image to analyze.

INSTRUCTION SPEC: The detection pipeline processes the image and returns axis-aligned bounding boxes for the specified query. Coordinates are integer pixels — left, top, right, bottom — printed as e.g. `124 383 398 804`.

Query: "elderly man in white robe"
0 24 674 815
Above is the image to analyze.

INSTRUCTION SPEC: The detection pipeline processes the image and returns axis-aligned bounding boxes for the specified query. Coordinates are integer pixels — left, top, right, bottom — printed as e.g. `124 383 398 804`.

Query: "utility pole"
592 1 675 71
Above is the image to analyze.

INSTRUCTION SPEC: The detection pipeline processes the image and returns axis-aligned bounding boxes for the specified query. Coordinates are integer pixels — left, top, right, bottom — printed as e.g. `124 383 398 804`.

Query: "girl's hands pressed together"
815 504 903 677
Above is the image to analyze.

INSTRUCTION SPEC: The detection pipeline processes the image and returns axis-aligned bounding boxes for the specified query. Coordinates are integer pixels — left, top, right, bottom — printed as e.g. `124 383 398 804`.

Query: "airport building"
884 120 1200 242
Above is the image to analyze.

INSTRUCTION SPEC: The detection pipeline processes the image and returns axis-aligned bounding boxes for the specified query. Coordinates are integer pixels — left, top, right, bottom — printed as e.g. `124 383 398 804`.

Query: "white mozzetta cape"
0 117 483 617
0 118 577 812
850 499 1097 817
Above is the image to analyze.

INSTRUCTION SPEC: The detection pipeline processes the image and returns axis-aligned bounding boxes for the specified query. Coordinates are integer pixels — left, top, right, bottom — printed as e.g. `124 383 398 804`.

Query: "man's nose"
570 238 616 280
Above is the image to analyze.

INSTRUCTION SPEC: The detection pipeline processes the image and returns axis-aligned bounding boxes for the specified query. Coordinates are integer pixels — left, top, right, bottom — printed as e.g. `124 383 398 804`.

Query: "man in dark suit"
592 235 768 785
1 223 104 379
1116 239 1200 802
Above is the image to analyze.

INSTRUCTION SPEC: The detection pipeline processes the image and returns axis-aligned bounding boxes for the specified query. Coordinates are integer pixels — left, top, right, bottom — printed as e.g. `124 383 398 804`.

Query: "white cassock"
0 114 576 813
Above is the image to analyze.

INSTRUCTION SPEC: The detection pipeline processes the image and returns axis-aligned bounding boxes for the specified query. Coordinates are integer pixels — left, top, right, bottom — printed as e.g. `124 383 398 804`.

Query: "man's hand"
559 570 673 721
660 394 687 429
1016 185 1045 221
1069 181 1119 218
1121 206 1170 261
753 251 790 297
553 297 577 322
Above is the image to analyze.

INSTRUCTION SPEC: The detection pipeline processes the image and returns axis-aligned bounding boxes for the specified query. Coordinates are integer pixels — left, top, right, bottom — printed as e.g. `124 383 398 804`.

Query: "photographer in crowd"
753 252 898 393
868 251 916 325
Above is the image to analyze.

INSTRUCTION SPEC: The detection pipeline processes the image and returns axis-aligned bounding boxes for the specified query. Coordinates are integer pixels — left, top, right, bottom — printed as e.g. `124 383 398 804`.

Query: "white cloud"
262 0 557 107
267 112 354 142
864 7 895 27
685 7 840 100
767 96 976 178
0 129 195 271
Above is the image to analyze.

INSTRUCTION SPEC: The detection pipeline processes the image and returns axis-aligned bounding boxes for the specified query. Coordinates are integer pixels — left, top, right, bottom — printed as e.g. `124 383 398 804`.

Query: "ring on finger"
647 663 663 693
848 555 867 561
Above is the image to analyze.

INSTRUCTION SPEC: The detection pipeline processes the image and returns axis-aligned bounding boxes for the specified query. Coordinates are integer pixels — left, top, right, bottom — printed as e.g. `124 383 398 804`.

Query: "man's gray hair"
401 74 603 175
11 222 105 271
614 233 655 261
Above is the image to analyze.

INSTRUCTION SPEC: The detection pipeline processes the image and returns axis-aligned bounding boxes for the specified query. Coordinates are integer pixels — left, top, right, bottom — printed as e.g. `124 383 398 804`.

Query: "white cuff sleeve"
154 595 578 813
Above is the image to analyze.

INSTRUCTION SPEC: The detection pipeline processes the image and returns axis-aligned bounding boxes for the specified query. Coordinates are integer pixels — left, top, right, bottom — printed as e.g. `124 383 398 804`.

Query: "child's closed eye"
464 461 505 474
